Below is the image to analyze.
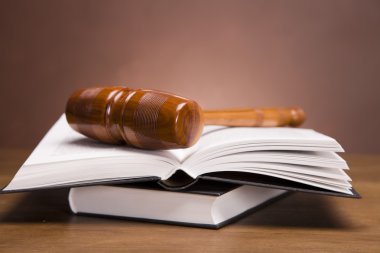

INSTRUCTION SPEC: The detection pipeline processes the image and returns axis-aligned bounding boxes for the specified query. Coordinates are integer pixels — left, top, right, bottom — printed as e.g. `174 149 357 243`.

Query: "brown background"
0 0 379 153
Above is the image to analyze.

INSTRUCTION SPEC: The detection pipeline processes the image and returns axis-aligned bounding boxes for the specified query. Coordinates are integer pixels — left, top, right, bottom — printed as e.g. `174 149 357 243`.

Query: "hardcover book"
69 181 287 228
2 115 359 198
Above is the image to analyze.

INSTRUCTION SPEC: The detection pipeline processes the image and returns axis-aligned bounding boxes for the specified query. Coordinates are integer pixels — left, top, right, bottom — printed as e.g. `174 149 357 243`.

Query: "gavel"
66 87 305 149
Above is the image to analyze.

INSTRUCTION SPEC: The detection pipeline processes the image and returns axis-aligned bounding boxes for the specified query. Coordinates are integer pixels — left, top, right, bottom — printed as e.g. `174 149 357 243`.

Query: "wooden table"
0 149 379 252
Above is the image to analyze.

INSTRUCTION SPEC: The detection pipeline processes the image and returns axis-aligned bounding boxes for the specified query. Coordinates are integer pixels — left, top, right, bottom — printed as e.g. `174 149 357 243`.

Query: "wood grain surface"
0 149 379 252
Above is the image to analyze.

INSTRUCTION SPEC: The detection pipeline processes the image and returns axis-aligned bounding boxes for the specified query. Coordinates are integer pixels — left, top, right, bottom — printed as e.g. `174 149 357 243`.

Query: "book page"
195 126 343 152
174 126 344 164
3 116 179 191
25 115 179 166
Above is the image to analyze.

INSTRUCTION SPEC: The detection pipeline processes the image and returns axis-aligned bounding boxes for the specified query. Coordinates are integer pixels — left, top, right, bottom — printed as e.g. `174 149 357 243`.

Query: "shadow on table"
236 192 353 229
0 190 353 229
0 189 72 223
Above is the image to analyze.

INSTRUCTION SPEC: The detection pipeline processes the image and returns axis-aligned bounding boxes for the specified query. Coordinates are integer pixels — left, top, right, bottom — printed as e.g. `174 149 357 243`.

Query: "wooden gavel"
66 87 305 149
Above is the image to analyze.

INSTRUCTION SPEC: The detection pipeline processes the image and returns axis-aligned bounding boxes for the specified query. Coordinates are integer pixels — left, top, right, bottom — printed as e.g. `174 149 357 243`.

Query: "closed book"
69 181 287 229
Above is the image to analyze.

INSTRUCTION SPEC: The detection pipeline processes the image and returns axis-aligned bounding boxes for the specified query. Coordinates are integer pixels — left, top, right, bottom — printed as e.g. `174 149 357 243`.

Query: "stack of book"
2 116 359 228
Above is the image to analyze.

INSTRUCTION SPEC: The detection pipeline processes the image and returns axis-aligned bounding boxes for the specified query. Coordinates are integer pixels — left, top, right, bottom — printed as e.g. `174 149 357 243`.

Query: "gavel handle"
203 107 305 127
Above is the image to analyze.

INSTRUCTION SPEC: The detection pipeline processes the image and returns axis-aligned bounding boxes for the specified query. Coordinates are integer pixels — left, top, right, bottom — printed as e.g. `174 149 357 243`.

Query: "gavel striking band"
66 87 305 149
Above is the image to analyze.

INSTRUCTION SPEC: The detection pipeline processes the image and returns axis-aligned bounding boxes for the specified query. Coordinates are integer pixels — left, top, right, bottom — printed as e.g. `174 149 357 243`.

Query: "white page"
178 126 344 165
3 116 178 191
194 126 344 153
190 162 351 181
25 116 178 166
186 151 348 170
199 168 352 194
183 144 344 167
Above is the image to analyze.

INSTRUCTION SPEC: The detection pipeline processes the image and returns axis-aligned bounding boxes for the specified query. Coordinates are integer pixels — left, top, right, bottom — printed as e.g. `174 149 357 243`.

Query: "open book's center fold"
158 170 198 190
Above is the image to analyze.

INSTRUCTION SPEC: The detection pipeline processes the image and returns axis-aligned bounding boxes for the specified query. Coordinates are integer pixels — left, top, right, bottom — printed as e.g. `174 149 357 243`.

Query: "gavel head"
66 86 204 149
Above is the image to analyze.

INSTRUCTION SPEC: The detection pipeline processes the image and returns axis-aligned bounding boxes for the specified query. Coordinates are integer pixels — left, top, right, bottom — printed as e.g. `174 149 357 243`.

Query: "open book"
2 115 359 198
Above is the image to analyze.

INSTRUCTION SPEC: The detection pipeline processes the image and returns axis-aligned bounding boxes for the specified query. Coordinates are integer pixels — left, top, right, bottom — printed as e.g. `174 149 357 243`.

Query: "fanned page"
172 127 351 194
